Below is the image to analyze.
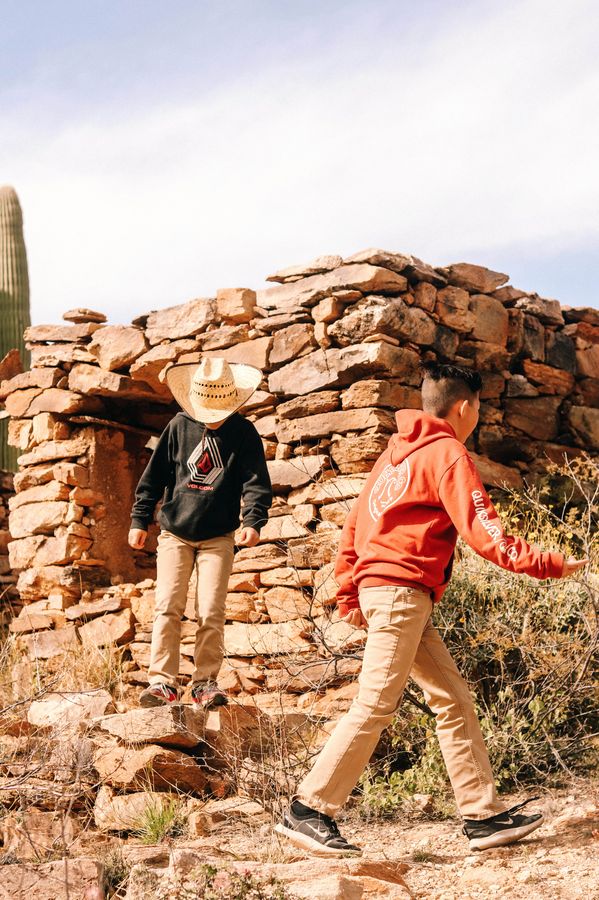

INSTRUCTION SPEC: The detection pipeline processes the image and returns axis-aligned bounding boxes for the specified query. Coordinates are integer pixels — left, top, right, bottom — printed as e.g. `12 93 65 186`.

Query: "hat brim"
164 360 262 423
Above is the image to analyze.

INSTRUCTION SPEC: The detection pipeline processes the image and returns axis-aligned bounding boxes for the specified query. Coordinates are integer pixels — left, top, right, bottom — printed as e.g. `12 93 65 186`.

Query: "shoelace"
503 797 539 817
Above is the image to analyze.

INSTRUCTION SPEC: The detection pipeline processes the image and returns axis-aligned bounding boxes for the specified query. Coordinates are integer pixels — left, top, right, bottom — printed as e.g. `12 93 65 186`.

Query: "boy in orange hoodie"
277 362 587 855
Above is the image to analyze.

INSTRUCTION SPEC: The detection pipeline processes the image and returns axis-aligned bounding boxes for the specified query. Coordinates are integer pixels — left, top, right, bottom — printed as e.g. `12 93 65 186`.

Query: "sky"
1 0 598 324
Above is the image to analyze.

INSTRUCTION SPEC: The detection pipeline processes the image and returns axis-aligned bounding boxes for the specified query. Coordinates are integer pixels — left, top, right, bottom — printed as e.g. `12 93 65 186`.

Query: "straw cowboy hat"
165 357 262 424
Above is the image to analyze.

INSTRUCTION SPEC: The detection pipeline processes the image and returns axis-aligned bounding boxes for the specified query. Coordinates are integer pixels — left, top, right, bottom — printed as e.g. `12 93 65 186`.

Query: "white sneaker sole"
274 823 362 857
468 814 544 851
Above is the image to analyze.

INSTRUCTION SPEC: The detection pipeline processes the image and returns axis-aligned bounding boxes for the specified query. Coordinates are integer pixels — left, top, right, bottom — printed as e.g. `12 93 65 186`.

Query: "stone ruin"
0 249 597 890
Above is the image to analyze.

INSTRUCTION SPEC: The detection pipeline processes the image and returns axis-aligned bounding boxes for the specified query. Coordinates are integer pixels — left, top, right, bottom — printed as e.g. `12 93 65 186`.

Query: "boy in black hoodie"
129 358 272 709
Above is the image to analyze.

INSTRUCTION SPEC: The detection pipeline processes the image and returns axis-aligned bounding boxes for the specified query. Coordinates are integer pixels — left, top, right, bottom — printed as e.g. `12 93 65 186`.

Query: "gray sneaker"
191 680 228 710
275 801 362 857
139 683 178 707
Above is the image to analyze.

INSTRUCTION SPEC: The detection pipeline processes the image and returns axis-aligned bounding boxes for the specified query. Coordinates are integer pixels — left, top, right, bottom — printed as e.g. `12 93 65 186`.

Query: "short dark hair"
419 361 482 417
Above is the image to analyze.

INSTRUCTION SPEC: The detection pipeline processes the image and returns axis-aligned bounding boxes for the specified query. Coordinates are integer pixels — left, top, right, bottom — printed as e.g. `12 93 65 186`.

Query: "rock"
258 515 310 543
7 418 33 448
215 287 256 322
129 339 199 390
62 307 107 323
93 783 170 831
24 323 101 343
0 366 62 400
275 408 395 444
200 335 273 370
9 531 92 569
435 286 475 333
0 858 104 900
343 247 412 273
257 263 408 309
568 406 599 450
288 475 368 506
268 343 420 397
469 294 509 345
459 339 510 370
187 796 267 833
231 543 287 573
269 323 316 365
17 437 89 466
9 480 71 510
65 594 127 620
0 347 23 382
9 610 56 633
29 344 95 366
98 705 203 748
223 620 310 656
259 567 312 588
412 281 437 310
10 500 71 538
67 364 160 402
514 294 564 325
203 704 269 765
264 586 313 622
225 592 258 622
28 689 114 729
545 330 577 373
504 397 562 441
93 742 208 793
577 378 599 407
576 343 599 378
266 254 344 283
469 452 523 489
145 296 215 344
331 433 389 473
312 296 345 322
321 498 356 527
0 810 80 860
440 262 508 293
88 325 148 371
522 359 576 395
277 390 340 419
79 609 135 646
267 455 329 491
311 614 367 652
19 625 80 659
228 572 260 593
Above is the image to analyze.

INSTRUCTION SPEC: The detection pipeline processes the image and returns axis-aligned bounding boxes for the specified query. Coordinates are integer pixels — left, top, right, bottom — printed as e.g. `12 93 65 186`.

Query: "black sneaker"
275 801 362 857
463 798 544 851
139 683 178 707
191 680 229 710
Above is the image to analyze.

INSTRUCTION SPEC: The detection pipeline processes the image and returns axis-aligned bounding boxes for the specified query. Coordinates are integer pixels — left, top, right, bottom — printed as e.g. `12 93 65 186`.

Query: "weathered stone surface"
63 307 107 323
269 323 316 366
129 339 199 390
94 742 208 792
312 296 345 322
66 594 126 620
68 363 159 401
79 609 135 646
0 347 23 382
0 857 104 900
459 340 510 370
228 572 260 593
276 408 394 444
568 406 599 450
320 498 356 527
514 294 564 326
202 335 273 370
331 433 390 473
27 388 105 416
269 343 420 397
287 533 339 568
277 390 339 419
288 474 367 506
94 784 171 831
435 286 475 333
506 374 539 398
215 287 256 322
24 323 101 343
7 417 33 448
4 386 43 417
29 344 95 366
576 343 599 378
231 543 287 573
328 296 438 348
10 531 92 569
311 614 366 653
10 500 70 538
264 586 313 623
343 247 412 273
258 514 310 543
98 705 203 748
412 281 437 311
577 378 599 407
504 397 562 441
267 254 344 283
28 689 114 729
0 366 62 401
470 452 523 489
224 620 310 656
267 456 329 493
545 330 577 373
88 325 148 371
441 262 508 293
258 263 408 309
145 296 215 343
522 359 576 395
18 437 88 466
130 590 155 625
9 480 70 510
259 567 312 588
0 810 80 860
469 293 509 345
341 380 420 411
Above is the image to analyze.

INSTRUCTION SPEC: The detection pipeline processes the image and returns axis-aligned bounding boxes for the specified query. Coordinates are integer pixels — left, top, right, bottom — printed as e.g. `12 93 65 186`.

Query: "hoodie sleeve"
438 453 564 579
130 425 173 530
239 424 272 533
335 499 361 616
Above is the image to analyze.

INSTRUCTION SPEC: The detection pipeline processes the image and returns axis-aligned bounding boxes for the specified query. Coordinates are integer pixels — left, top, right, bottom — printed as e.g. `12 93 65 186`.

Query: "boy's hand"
342 608 368 629
128 528 147 550
237 526 260 548
560 555 589 577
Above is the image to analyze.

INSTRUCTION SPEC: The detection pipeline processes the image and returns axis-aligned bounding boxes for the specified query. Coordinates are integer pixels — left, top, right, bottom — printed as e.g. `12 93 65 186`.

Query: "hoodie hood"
390 410 458 465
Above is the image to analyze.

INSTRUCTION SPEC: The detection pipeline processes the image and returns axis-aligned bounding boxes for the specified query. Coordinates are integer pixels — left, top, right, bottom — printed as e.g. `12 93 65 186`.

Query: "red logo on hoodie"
368 459 411 521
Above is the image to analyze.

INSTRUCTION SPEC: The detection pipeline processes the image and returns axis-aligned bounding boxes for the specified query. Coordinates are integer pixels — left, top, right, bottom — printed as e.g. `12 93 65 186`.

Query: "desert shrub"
132 795 188 843
358 458 598 815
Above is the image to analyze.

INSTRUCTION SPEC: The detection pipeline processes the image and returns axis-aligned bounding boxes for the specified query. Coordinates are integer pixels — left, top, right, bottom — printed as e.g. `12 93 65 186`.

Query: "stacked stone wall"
2 248 598 709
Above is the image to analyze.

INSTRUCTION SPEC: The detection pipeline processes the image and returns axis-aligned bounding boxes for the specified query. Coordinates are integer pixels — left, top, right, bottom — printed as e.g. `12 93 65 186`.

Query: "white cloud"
2 0 598 323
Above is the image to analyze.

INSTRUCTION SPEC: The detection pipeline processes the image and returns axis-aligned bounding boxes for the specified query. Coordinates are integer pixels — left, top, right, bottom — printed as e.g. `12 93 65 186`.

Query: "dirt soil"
202 780 599 899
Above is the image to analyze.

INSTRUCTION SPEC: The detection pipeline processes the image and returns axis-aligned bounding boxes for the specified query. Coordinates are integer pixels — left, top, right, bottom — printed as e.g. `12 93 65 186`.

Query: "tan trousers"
297 585 507 821
148 529 235 688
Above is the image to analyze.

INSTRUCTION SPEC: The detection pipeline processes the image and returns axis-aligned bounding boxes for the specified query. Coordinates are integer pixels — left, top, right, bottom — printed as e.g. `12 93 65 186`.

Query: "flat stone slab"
98 704 204 749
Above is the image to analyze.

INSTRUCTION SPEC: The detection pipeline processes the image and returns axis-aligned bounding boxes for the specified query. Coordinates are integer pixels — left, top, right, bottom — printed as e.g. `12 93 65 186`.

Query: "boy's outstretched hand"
560 556 589 577
128 528 147 549
342 608 368 629
237 526 260 548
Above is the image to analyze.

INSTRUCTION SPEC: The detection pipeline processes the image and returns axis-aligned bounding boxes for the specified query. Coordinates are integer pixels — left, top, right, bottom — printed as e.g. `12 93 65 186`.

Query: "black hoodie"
130 412 272 541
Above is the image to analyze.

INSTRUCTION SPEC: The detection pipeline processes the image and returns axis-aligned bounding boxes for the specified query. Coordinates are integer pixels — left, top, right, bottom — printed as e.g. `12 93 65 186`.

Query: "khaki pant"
148 529 235 688
297 585 506 821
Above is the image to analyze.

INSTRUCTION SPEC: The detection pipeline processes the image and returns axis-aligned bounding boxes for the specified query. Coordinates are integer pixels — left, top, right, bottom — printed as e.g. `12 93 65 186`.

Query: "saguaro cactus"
0 186 31 471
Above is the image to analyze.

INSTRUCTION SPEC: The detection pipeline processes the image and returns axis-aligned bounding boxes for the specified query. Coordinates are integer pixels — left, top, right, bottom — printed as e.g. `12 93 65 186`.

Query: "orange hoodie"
335 410 564 616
